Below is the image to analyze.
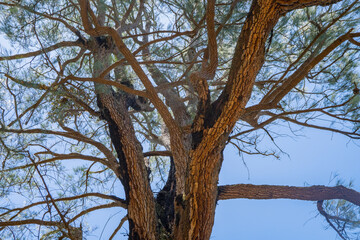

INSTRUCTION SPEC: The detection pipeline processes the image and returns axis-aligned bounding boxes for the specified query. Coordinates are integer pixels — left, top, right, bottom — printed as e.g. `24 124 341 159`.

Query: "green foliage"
323 180 360 239
0 0 359 238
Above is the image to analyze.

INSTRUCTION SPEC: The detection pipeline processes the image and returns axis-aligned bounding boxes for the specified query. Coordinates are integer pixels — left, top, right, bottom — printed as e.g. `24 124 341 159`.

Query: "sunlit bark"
0 0 359 239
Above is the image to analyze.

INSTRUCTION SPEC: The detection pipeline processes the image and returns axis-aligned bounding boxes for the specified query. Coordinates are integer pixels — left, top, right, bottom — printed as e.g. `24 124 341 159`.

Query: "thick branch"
218 184 360 206
143 151 172 157
277 0 343 12
78 0 189 195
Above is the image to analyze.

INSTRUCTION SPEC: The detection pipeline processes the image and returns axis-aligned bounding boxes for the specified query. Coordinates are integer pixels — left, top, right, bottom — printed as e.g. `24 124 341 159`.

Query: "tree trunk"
80 1 346 239
172 1 282 239
92 45 157 239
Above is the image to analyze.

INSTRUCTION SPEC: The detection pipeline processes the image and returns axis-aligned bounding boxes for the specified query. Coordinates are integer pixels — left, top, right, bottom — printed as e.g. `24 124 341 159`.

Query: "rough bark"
91 38 157 238
155 158 176 239
173 1 283 239
2 0 360 239
98 93 157 240
80 1 354 240
218 184 360 206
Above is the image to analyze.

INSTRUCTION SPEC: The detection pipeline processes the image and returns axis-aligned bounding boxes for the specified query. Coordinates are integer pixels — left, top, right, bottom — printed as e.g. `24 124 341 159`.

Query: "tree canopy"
0 0 360 239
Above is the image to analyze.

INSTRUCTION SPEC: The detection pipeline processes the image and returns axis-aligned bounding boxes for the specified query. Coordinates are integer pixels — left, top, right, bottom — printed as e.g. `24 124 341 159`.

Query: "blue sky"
212 127 360 240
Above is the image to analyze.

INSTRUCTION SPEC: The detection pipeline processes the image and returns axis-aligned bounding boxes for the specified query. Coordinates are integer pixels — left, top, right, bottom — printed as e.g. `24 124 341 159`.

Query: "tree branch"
0 192 126 220
218 184 360 206
317 200 347 240
143 151 172 157
0 219 61 227
277 0 342 12
109 215 128 240
0 41 82 61
78 0 189 195
0 127 120 175
260 31 360 106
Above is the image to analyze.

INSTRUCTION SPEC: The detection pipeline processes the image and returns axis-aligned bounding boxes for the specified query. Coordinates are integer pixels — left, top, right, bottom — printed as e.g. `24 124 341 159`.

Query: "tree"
0 0 360 239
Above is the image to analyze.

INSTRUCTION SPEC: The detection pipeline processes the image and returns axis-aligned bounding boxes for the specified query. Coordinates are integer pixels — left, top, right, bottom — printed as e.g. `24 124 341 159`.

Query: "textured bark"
97 93 157 240
91 41 157 238
173 1 283 239
78 1 356 240
155 158 176 238
2 0 360 239
218 184 360 206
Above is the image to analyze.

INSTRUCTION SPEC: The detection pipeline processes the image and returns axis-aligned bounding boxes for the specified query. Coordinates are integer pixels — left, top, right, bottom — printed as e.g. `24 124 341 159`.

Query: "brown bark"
277 0 342 12
2 0 360 239
79 1 355 240
173 1 283 239
97 94 157 240
218 184 360 206
89 25 157 239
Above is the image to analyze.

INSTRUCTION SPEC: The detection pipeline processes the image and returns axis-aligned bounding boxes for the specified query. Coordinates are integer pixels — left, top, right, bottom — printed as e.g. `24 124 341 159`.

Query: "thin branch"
0 219 61 227
29 154 74 239
65 75 148 98
0 41 82 61
0 127 120 174
317 200 347 240
276 115 360 139
69 202 124 224
109 215 128 240
1 152 110 172
0 192 126 219
262 30 360 106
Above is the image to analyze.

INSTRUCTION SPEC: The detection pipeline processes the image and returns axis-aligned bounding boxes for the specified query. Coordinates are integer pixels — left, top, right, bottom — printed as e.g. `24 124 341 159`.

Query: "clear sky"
212 127 360 240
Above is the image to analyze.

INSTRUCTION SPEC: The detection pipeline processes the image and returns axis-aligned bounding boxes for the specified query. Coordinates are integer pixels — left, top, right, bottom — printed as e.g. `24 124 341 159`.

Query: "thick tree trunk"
98 94 157 240
172 1 282 239
92 45 157 239
77 1 347 239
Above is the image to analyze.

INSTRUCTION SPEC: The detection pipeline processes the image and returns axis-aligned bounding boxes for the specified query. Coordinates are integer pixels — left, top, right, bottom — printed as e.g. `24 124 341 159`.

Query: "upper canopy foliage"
0 0 360 239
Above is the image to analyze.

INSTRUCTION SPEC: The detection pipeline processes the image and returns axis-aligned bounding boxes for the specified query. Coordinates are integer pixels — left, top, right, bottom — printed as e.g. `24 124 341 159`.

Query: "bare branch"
275 115 360 139
109 215 128 240
0 219 61 227
29 154 74 238
218 184 360 206
69 202 124 224
0 193 126 220
0 41 83 61
143 151 172 157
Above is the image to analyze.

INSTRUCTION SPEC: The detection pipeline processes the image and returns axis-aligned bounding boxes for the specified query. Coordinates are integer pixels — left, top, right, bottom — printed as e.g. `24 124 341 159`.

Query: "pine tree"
1 0 360 239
